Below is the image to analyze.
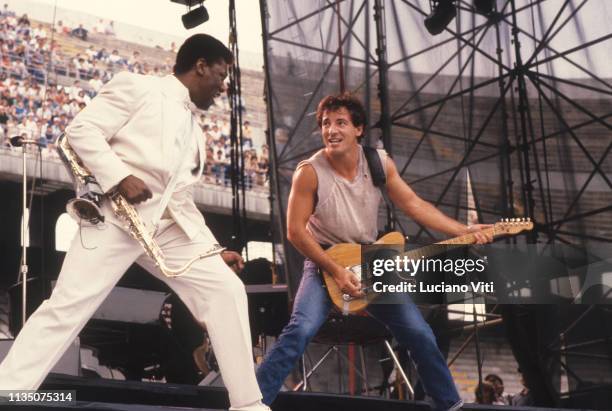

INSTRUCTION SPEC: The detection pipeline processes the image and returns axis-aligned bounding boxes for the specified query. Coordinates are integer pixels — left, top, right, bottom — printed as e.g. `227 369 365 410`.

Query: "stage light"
171 0 209 29
474 0 495 15
424 0 457 36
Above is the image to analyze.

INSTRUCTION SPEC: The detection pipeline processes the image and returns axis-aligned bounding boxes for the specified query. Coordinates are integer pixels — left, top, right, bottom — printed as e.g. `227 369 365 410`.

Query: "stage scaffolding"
260 0 612 406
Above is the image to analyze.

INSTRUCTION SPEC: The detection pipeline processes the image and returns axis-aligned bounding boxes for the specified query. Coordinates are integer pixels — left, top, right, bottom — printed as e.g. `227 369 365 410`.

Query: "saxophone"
57 133 224 277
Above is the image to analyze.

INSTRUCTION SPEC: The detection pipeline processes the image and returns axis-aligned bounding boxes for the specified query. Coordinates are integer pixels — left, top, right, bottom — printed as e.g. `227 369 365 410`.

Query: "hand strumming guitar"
331 265 364 298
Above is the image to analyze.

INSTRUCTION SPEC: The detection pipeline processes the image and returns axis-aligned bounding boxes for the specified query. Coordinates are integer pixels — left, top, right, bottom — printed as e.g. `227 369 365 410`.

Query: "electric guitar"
322 218 534 314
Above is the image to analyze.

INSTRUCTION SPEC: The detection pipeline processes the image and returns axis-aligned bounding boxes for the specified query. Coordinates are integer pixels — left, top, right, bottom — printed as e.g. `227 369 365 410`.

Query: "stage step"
0 402 219 411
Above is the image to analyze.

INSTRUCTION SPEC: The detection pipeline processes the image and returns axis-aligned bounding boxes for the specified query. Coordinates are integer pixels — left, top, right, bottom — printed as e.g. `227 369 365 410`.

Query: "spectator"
244 150 258 189
70 24 87 41
128 50 140 70
35 99 52 119
75 89 91 105
104 20 115 36
256 151 268 186
2 4 15 17
484 374 509 405
210 123 221 140
12 100 26 121
32 24 47 39
67 80 81 100
0 102 8 126
56 20 70 35
474 381 496 404
220 118 230 138
242 120 253 149
88 72 103 93
213 148 228 185
17 14 30 27
93 19 105 34
204 147 214 183
0 10 262 190
108 49 122 65
84 44 96 60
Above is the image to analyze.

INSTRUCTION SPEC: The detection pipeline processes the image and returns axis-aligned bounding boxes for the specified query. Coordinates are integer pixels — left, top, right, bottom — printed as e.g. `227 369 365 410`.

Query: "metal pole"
21 146 28 327
294 346 336 391
373 0 394 231
510 0 536 242
259 0 293 294
383 340 414 398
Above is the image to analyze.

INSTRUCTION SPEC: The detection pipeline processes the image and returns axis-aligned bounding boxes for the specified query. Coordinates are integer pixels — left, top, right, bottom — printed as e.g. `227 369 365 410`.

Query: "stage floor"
0 373 598 411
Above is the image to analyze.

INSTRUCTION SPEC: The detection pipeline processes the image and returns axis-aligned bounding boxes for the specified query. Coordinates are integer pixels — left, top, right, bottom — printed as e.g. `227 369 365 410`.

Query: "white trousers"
0 220 264 409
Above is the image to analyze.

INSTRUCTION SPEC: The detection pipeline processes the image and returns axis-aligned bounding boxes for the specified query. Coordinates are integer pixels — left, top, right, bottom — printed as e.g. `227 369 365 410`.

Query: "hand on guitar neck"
461 223 495 244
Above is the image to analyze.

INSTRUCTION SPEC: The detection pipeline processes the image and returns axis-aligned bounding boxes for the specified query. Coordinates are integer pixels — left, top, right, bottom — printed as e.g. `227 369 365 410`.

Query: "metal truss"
261 0 612 402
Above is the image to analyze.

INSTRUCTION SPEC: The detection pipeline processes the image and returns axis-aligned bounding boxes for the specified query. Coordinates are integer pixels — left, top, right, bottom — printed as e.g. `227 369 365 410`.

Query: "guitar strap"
362 145 386 187
362 145 394 211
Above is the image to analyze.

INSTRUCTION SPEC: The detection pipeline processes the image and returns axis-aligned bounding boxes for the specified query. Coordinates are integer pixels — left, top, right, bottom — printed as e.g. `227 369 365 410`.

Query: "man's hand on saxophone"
117 175 153 204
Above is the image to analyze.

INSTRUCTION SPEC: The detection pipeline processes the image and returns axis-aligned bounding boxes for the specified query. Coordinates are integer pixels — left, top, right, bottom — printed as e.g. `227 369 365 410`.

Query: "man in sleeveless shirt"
256 93 493 410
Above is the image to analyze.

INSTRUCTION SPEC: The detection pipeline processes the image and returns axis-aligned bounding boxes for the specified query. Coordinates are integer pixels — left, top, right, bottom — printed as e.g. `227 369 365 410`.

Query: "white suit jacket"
65 72 208 240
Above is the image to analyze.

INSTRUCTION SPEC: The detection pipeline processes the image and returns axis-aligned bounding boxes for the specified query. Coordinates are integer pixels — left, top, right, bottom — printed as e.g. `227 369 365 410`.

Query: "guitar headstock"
494 218 534 236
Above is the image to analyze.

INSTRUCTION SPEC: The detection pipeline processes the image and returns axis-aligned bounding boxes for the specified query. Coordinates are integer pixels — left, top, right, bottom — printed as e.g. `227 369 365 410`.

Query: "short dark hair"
316 92 367 137
173 34 233 75
485 374 503 385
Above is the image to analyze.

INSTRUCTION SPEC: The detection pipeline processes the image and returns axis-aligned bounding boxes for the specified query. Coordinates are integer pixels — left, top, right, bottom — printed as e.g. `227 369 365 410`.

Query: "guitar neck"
401 227 497 260
436 226 497 246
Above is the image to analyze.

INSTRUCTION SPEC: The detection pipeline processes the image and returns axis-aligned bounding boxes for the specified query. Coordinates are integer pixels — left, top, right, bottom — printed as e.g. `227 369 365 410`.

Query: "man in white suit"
0 34 269 411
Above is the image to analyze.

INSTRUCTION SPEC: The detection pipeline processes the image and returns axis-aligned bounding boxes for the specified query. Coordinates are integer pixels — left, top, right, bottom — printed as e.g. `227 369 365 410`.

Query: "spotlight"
474 0 495 15
171 0 209 29
424 0 456 36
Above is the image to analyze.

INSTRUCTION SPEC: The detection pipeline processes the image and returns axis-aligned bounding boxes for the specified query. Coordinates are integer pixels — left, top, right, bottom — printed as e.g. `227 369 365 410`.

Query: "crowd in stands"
0 4 268 190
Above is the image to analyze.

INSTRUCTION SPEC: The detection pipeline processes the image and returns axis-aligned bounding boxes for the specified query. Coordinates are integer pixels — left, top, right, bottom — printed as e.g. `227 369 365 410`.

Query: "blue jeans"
256 259 462 411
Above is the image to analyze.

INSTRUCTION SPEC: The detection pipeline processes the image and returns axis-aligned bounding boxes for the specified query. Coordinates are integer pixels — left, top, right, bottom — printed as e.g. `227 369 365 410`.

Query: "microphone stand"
10 136 41 327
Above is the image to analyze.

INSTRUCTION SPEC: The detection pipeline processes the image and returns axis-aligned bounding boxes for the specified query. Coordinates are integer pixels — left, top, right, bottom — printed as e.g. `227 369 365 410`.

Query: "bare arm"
385 157 492 243
287 164 362 296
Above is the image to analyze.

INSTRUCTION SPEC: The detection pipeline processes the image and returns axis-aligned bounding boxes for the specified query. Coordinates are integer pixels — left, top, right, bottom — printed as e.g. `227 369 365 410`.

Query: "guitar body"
322 232 405 314
320 218 533 314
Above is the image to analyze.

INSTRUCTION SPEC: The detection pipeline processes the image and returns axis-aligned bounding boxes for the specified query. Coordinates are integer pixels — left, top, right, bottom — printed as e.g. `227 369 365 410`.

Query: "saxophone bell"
66 196 105 225
58 133 106 225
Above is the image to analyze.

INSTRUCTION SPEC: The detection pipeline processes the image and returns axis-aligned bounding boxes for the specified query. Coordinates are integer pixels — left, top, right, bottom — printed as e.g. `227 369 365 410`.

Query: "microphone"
9 136 44 147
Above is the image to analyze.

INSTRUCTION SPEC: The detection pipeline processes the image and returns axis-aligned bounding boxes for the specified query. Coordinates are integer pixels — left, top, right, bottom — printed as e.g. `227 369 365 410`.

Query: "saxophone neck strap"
151 113 194 233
